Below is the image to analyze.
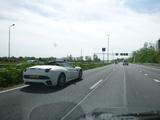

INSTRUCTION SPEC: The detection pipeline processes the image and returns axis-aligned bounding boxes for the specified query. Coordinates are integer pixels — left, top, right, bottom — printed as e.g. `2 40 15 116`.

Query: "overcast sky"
0 0 160 59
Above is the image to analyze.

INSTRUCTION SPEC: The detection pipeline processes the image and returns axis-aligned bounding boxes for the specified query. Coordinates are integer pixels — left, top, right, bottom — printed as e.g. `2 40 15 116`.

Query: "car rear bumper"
23 78 53 86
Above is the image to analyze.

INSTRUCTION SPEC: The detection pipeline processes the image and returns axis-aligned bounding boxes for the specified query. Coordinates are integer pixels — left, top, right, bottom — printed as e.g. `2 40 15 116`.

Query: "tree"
67 55 73 62
85 56 92 62
130 44 158 63
93 54 100 62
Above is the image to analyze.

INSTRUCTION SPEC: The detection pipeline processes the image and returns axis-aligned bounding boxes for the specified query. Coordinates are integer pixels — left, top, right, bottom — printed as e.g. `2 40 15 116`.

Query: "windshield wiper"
118 111 160 120
78 111 160 120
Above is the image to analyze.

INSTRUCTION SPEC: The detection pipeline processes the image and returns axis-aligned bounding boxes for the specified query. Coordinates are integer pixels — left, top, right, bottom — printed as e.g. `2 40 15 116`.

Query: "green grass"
74 62 111 70
141 63 160 68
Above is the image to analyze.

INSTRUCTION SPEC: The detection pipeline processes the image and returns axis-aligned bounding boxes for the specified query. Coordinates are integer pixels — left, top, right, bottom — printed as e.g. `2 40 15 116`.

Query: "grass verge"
140 63 160 68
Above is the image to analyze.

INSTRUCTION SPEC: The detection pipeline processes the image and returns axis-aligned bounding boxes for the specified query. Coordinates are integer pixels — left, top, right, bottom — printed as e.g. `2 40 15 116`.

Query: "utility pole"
8 24 15 58
112 49 114 60
81 48 82 61
103 52 104 63
107 34 110 63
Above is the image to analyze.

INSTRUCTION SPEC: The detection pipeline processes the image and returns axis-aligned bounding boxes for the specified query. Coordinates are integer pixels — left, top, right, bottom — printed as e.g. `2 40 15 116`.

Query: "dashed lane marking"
90 80 103 90
154 79 160 83
144 74 148 76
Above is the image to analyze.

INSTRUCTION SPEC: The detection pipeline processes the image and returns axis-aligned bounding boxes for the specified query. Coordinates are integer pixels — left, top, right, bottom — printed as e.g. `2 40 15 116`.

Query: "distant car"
27 60 38 64
123 60 129 66
115 61 118 64
23 61 82 87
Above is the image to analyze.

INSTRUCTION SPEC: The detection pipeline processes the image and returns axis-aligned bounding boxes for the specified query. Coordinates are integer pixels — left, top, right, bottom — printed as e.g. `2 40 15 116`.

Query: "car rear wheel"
57 73 66 88
78 70 83 80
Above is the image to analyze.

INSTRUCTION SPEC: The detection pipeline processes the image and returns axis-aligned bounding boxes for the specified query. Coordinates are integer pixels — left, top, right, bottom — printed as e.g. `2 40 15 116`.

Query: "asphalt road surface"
1 63 160 120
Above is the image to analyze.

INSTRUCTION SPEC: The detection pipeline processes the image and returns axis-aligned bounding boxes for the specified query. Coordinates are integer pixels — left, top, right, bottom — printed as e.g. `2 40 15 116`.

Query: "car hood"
28 102 160 120
78 112 160 120
78 108 160 120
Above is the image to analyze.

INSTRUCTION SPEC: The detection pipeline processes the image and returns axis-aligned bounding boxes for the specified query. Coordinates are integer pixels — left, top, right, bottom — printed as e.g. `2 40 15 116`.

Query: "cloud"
123 0 160 13
0 0 160 59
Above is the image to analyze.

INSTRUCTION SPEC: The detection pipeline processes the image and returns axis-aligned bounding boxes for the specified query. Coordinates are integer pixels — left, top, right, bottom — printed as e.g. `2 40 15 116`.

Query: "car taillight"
45 68 51 73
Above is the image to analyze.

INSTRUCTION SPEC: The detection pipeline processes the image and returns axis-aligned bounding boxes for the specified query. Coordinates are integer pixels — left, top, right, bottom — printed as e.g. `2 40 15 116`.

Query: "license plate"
30 75 39 79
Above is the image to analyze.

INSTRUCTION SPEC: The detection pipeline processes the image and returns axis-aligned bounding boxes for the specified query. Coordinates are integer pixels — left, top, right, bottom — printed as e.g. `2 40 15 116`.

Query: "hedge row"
0 69 23 87
0 64 35 87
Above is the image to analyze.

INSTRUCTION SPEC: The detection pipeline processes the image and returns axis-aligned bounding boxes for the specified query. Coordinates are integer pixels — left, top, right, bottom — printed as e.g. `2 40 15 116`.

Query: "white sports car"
23 61 82 87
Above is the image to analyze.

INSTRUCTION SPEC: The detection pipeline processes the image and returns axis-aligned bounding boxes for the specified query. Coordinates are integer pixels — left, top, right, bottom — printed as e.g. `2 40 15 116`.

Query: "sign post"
102 48 106 63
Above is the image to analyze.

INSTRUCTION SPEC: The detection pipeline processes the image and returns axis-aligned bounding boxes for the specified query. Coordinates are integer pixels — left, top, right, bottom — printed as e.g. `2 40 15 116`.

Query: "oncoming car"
123 60 129 66
23 61 82 87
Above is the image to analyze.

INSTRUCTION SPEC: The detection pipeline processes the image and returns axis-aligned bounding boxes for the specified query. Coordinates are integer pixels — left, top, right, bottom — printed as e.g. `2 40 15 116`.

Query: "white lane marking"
89 80 103 90
0 85 29 94
122 66 127 107
144 74 148 76
60 72 113 120
154 79 160 83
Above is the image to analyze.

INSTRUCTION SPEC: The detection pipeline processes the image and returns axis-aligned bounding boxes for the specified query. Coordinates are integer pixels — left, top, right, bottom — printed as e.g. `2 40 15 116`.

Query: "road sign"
102 48 106 52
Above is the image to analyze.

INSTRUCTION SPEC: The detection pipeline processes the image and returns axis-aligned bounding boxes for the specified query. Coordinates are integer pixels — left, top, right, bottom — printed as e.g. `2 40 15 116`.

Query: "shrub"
0 69 23 87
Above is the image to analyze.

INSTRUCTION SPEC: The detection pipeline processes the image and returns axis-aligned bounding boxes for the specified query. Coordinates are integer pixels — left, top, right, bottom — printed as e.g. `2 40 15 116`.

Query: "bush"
0 69 23 87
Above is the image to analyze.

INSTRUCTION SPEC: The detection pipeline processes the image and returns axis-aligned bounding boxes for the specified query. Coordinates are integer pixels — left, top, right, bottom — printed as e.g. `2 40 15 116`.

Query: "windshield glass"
0 0 160 120
46 61 74 68
59 63 74 68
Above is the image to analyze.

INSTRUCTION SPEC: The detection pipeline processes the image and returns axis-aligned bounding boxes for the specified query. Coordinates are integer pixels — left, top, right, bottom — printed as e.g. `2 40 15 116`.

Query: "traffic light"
120 53 128 56
115 53 119 56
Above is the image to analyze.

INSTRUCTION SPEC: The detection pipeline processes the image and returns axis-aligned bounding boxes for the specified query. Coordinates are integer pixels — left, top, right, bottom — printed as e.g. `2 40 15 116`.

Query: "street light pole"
103 52 104 63
107 34 110 63
81 48 83 61
8 24 15 58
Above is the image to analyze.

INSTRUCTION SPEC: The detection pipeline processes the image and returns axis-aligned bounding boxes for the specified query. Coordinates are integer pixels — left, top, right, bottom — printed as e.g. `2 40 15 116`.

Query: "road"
1 63 160 120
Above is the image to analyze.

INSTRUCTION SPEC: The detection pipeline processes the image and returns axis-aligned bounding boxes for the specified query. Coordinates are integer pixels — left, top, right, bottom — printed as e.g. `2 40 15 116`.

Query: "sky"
0 0 160 59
